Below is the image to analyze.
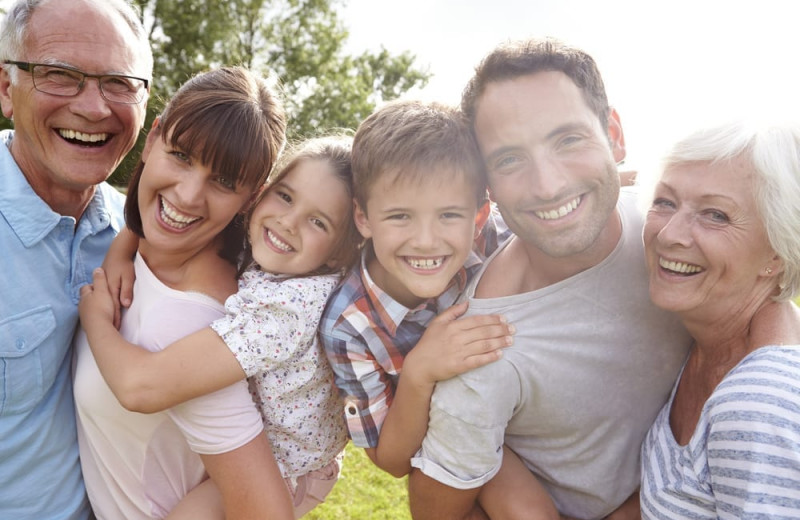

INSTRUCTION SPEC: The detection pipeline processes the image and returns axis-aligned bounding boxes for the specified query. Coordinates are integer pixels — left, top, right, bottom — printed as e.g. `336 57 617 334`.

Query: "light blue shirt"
0 129 125 519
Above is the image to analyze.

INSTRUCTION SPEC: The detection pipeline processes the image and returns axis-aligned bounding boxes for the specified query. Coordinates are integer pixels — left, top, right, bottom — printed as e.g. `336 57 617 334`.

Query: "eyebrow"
484 121 594 164
657 181 739 205
545 121 592 140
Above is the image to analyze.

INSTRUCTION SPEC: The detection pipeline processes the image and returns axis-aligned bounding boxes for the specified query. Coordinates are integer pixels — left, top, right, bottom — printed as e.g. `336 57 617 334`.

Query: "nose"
277 210 299 235
174 174 206 208
68 78 112 121
526 153 570 202
410 218 439 249
656 210 694 247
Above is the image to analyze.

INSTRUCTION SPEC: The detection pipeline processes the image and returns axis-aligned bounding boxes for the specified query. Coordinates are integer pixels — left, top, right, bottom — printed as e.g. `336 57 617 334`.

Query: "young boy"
320 100 515 479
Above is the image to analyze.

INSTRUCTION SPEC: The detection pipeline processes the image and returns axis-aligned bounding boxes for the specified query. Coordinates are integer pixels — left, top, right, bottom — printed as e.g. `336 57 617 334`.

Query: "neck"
11 145 97 221
515 209 622 291
682 291 797 373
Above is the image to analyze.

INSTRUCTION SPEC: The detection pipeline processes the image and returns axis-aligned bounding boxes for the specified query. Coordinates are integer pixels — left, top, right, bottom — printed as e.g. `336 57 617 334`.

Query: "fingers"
79 282 93 297
119 276 134 308
461 345 504 372
432 301 469 323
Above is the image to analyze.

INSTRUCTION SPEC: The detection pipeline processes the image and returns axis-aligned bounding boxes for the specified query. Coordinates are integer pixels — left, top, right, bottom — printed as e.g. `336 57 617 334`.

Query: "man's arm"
408 469 486 520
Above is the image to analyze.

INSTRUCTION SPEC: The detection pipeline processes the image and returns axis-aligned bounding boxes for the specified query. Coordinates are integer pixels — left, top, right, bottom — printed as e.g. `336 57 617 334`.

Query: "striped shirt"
641 346 800 519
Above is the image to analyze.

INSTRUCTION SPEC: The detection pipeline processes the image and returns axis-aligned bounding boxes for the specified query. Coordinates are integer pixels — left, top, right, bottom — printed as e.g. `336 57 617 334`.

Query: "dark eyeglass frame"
3 60 150 104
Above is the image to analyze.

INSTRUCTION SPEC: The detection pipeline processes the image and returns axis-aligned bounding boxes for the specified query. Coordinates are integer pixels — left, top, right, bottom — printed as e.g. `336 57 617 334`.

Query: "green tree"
110 0 429 185
0 1 429 185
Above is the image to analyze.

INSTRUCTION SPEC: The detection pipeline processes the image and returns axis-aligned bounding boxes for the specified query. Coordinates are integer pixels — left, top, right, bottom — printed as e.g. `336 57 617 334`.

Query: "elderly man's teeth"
267 230 292 251
59 129 109 143
160 198 200 228
407 257 443 270
659 258 702 274
535 197 580 220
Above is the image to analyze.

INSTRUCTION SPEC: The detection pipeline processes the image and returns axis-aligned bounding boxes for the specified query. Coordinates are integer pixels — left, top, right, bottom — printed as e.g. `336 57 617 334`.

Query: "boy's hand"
404 301 513 387
79 268 118 333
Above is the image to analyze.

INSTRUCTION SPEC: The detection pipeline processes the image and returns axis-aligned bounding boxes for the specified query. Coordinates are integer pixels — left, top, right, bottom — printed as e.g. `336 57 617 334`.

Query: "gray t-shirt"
411 190 691 519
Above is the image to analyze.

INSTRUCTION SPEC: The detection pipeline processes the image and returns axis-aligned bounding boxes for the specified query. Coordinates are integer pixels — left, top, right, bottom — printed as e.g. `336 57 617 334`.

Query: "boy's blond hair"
352 99 486 211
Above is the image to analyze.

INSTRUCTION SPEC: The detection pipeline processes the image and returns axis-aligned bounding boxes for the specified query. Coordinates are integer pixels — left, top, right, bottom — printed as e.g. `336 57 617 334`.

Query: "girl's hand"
102 227 139 327
79 268 118 332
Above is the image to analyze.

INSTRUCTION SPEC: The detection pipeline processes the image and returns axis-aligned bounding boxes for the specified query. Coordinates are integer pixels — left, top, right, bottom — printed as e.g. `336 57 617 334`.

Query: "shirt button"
16 338 26 350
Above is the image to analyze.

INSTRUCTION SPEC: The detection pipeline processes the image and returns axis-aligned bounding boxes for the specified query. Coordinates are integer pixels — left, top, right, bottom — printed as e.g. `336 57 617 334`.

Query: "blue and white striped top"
640 346 800 519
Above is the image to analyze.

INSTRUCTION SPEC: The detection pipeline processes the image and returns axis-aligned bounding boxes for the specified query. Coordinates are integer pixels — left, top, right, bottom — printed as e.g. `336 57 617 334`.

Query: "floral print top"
210 265 348 477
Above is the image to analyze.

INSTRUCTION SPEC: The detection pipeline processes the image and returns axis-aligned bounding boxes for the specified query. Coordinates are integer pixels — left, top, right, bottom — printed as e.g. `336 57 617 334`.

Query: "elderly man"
408 38 691 520
0 0 152 517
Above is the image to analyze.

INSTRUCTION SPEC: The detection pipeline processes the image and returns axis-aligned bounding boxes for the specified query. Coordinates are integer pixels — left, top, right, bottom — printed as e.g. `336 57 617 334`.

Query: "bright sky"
342 0 800 174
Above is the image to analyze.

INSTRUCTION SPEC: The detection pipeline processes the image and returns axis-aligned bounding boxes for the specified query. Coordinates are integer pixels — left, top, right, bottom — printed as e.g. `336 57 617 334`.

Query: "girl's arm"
102 227 140 328
175 435 293 520
165 478 224 520
78 268 247 413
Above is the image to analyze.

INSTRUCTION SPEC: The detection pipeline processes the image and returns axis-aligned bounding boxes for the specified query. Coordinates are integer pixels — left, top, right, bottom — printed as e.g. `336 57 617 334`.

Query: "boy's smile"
355 168 479 308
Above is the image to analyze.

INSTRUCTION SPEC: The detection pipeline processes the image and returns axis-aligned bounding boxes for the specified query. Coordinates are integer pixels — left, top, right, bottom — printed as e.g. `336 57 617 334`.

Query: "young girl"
79 135 361 518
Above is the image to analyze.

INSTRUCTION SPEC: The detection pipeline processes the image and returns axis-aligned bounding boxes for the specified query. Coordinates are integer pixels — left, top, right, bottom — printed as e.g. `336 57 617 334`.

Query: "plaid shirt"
319 210 509 448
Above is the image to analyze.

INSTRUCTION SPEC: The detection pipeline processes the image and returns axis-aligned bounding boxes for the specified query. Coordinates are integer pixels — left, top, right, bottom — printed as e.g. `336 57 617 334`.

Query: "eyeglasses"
3 61 149 104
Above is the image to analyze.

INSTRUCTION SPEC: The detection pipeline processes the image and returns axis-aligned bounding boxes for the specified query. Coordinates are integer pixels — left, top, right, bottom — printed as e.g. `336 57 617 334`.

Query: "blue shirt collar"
0 129 121 247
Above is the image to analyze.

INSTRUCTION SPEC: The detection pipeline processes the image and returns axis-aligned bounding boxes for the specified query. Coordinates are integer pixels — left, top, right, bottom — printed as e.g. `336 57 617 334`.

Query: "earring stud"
766 267 773 275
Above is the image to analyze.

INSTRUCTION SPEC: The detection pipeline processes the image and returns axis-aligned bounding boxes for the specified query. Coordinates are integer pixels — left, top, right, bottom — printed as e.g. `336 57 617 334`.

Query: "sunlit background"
3 0 799 176
342 0 800 175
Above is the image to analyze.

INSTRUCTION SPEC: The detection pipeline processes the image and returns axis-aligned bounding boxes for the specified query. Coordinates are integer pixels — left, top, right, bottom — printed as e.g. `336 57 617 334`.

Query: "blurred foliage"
1 0 430 186
121 0 429 185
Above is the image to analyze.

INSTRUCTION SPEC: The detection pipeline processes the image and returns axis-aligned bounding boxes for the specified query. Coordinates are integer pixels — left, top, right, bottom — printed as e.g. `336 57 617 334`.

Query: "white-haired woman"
639 121 800 518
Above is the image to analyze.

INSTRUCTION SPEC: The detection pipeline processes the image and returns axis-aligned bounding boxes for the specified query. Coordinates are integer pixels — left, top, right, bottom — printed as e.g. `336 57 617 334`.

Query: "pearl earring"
766 267 773 275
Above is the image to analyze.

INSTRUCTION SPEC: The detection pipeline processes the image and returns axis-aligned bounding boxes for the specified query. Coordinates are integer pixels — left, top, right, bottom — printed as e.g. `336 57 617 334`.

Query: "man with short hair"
408 38 691 519
0 0 152 517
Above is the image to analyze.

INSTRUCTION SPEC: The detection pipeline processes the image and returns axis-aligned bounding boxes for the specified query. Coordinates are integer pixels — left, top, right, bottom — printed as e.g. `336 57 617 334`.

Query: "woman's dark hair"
125 66 286 265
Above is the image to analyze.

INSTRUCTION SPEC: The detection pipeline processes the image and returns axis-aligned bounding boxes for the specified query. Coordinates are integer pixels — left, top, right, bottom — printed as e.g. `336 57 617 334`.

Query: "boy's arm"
603 490 640 520
197 434 294 520
79 268 247 413
102 227 139 328
408 469 486 520
409 447 561 520
369 302 513 477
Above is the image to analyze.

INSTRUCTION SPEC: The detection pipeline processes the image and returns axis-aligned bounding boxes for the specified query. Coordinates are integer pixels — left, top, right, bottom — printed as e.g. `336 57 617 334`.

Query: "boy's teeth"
659 257 702 274
59 129 109 143
535 196 581 220
407 257 443 270
160 198 200 228
267 230 292 251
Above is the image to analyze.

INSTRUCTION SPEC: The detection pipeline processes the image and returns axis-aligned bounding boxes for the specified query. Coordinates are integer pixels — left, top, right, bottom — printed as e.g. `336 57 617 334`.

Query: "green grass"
305 442 411 519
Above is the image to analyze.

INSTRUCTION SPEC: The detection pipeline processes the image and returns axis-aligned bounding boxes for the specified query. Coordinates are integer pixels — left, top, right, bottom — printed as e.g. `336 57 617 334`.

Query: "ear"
141 118 161 162
762 255 785 279
0 65 14 120
607 107 626 164
474 198 491 239
353 199 373 240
